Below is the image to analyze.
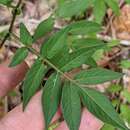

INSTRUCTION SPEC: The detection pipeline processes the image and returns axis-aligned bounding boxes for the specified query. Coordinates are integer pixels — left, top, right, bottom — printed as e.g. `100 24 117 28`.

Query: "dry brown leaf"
113 4 130 40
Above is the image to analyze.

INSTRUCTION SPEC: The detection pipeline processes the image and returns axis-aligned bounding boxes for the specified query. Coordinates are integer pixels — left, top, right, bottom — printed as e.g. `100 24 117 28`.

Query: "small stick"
0 0 22 48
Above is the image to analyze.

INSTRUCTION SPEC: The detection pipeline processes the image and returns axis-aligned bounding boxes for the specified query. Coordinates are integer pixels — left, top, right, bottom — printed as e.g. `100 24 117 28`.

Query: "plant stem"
0 0 22 48
44 59 82 86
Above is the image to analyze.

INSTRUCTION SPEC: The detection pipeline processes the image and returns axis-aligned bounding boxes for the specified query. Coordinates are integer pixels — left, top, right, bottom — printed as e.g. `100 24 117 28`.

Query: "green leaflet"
121 89 130 103
80 87 129 130
57 0 92 18
120 60 130 69
107 84 122 93
68 20 101 35
33 17 54 42
42 73 61 129
23 58 47 109
92 49 104 61
75 67 123 85
20 23 33 45
9 47 28 67
49 44 69 64
60 44 105 72
62 82 81 130
101 124 115 130
85 57 97 67
126 0 130 4
72 38 105 50
0 0 12 6
93 0 106 23
40 28 69 59
58 0 66 6
104 0 120 16
120 104 130 124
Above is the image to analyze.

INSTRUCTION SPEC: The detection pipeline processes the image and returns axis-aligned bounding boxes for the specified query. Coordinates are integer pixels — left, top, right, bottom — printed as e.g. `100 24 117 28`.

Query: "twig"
0 0 22 48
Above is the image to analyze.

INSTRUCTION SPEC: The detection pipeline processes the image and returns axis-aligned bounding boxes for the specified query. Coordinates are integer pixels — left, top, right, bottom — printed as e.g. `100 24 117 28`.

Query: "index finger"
0 61 28 97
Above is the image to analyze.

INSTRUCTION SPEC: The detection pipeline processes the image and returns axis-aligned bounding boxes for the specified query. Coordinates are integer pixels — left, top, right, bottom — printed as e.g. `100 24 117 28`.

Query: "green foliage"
126 0 130 4
107 84 122 93
94 0 120 23
57 0 92 18
80 87 128 130
59 46 102 72
42 73 61 128
33 17 54 42
57 0 120 23
104 0 120 15
121 60 130 69
107 39 120 47
0 0 12 6
71 38 105 50
68 20 101 35
9 47 28 67
40 28 69 59
92 49 104 61
101 124 115 130
61 82 81 130
120 104 130 124
20 23 33 45
74 68 123 85
23 59 47 109
93 0 106 23
121 89 130 103
5 1 130 130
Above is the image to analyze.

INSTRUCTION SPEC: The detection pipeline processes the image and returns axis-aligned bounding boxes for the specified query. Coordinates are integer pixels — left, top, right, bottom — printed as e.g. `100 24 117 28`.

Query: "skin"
0 61 103 130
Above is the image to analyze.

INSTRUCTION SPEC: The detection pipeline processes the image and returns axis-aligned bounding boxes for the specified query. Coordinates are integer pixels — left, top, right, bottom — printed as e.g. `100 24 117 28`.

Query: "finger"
0 61 29 97
55 109 103 130
0 92 61 130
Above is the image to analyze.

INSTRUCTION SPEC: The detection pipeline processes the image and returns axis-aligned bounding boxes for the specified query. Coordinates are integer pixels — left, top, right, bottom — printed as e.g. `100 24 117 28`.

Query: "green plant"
102 84 130 130
0 0 130 130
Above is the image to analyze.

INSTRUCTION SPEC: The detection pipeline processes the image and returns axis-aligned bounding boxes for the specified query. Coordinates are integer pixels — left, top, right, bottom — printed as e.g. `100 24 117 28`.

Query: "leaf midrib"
47 73 59 117
76 75 120 81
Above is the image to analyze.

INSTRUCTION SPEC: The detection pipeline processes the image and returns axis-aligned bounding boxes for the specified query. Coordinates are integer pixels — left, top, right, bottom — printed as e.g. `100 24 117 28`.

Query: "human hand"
0 61 103 130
